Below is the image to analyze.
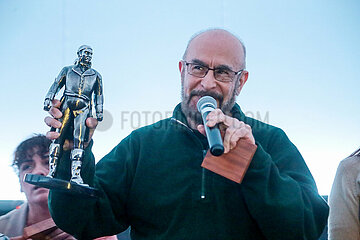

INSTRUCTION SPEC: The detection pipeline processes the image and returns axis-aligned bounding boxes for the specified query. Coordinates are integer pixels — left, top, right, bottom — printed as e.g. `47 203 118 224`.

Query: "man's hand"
44 99 98 149
197 108 255 154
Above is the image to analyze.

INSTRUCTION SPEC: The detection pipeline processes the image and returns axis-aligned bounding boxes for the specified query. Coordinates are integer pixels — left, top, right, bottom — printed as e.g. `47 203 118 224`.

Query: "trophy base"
24 173 101 198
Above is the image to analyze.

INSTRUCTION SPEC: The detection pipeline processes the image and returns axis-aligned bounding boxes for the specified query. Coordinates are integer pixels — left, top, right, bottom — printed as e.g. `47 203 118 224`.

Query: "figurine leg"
47 142 60 178
73 105 90 150
70 149 88 186
70 104 90 185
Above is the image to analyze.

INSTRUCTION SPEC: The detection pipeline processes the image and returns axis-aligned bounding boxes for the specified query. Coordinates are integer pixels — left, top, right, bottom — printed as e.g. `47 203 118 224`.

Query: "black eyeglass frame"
183 61 244 82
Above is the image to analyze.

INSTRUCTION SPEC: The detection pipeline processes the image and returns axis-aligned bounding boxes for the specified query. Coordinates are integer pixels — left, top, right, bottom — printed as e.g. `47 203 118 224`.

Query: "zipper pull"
200 150 207 199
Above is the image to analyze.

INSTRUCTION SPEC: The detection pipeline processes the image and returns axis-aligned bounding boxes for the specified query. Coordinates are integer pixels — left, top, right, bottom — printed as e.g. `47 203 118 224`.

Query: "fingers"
84 117 98 148
46 131 60 140
197 124 206 136
44 116 61 140
44 116 61 128
86 117 98 129
204 108 255 153
47 99 63 118
49 106 62 119
206 109 238 128
206 109 226 127
223 124 255 153
44 99 63 141
51 99 62 108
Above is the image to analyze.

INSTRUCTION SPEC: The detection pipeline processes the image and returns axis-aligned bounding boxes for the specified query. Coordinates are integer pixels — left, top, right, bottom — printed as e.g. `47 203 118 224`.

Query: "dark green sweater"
49 104 329 240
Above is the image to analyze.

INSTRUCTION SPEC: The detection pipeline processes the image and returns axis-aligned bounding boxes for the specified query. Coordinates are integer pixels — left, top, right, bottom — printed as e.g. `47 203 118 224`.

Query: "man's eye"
193 65 205 71
216 69 230 75
20 164 33 172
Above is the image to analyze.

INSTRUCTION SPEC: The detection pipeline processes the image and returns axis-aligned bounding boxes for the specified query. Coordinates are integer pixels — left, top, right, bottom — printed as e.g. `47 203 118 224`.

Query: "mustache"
188 90 224 105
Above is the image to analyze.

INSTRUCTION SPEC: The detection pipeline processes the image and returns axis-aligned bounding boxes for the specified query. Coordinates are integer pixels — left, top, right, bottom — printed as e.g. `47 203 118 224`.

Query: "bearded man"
45 29 328 240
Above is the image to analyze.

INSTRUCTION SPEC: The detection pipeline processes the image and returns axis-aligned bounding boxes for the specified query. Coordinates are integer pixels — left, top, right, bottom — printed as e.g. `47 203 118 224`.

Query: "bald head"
182 29 246 69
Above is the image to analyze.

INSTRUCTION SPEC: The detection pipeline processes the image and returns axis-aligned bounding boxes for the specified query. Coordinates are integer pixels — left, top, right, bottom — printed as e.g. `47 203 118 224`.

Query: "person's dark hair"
12 134 51 175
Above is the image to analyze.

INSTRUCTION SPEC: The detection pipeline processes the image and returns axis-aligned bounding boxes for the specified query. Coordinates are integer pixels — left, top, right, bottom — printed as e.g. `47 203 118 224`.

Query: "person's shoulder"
332 152 360 198
0 203 27 221
243 114 285 142
338 153 360 173
0 207 17 221
0 210 12 230
0 203 27 233
242 113 278 131
131 118 171 136
0 210 11 223
332 151 360 186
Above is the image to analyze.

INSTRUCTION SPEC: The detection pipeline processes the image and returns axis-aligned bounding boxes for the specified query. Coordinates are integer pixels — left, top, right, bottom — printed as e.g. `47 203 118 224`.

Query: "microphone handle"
202 111 224 156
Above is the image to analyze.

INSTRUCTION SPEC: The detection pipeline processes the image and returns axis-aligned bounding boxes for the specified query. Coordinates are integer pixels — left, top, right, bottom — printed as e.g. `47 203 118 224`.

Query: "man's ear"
179 61 184 73
236 71 249 95
179 61 185 84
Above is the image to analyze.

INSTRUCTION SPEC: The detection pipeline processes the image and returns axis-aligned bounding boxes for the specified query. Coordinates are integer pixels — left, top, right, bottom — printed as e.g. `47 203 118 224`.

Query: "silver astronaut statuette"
25 45 103 198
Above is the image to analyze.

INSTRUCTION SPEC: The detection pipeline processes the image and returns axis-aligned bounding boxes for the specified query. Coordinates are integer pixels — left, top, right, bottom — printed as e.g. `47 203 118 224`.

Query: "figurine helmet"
77 45 93 56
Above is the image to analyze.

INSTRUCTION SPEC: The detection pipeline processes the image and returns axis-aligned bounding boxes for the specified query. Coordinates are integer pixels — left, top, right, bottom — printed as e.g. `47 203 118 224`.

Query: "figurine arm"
44 67 67 111
94 73 103 121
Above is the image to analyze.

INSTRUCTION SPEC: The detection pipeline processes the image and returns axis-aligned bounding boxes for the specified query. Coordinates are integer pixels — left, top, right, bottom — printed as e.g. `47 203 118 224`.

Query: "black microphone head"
197 96 217 113
211 144 225 156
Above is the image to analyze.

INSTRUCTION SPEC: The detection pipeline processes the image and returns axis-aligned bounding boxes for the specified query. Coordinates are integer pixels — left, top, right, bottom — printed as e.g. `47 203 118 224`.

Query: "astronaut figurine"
44 45 103 186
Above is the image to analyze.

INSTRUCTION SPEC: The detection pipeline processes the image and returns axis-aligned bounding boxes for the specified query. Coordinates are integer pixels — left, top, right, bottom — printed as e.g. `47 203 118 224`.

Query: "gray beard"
180 85 237 128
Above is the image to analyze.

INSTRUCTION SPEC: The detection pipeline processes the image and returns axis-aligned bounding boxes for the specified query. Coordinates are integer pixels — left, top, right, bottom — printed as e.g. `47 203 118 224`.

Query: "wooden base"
11 218 56 240
201 140 257 183
23 218 57 240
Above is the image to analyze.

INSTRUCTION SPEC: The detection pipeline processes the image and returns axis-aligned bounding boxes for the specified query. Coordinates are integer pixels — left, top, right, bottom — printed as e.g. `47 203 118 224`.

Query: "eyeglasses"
184 61 244 82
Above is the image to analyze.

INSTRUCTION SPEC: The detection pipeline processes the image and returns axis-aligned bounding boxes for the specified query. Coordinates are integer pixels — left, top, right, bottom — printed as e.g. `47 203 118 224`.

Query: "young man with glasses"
45 29 329 239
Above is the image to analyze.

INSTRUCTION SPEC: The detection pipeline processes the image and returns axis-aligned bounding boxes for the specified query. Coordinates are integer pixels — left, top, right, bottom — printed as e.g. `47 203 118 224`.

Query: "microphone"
197 96 224 156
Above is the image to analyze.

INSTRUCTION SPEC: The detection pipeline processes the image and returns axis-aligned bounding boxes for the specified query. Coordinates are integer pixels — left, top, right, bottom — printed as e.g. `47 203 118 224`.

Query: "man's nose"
200 70 217 90
32 164 49 176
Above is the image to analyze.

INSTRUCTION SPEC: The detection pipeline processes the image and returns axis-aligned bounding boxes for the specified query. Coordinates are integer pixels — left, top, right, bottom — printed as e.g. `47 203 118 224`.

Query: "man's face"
79 49 93 64
19 148 49 206
180 31 248 125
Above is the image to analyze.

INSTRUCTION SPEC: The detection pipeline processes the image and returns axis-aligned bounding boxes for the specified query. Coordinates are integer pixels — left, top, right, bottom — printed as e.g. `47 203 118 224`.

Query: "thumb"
86 117 98 129
84 117 98 147
197 124 206 136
